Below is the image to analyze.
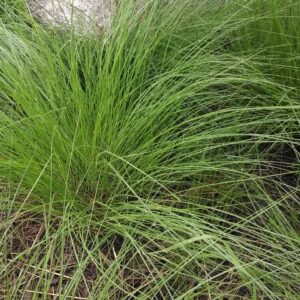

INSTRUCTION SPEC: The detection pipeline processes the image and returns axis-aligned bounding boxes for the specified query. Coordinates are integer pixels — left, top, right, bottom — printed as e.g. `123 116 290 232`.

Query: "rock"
26 0 114 34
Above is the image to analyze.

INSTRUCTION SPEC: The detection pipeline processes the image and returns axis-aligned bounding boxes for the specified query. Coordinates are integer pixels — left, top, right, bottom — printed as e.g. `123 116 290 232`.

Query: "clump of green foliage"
0 0 299 298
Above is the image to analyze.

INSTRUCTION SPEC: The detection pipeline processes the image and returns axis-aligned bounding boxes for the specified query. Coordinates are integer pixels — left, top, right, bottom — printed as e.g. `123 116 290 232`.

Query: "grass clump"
0 0 300 298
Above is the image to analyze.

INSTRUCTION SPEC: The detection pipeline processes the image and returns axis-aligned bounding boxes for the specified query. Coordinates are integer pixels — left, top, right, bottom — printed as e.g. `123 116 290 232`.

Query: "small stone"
26 0 114 34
